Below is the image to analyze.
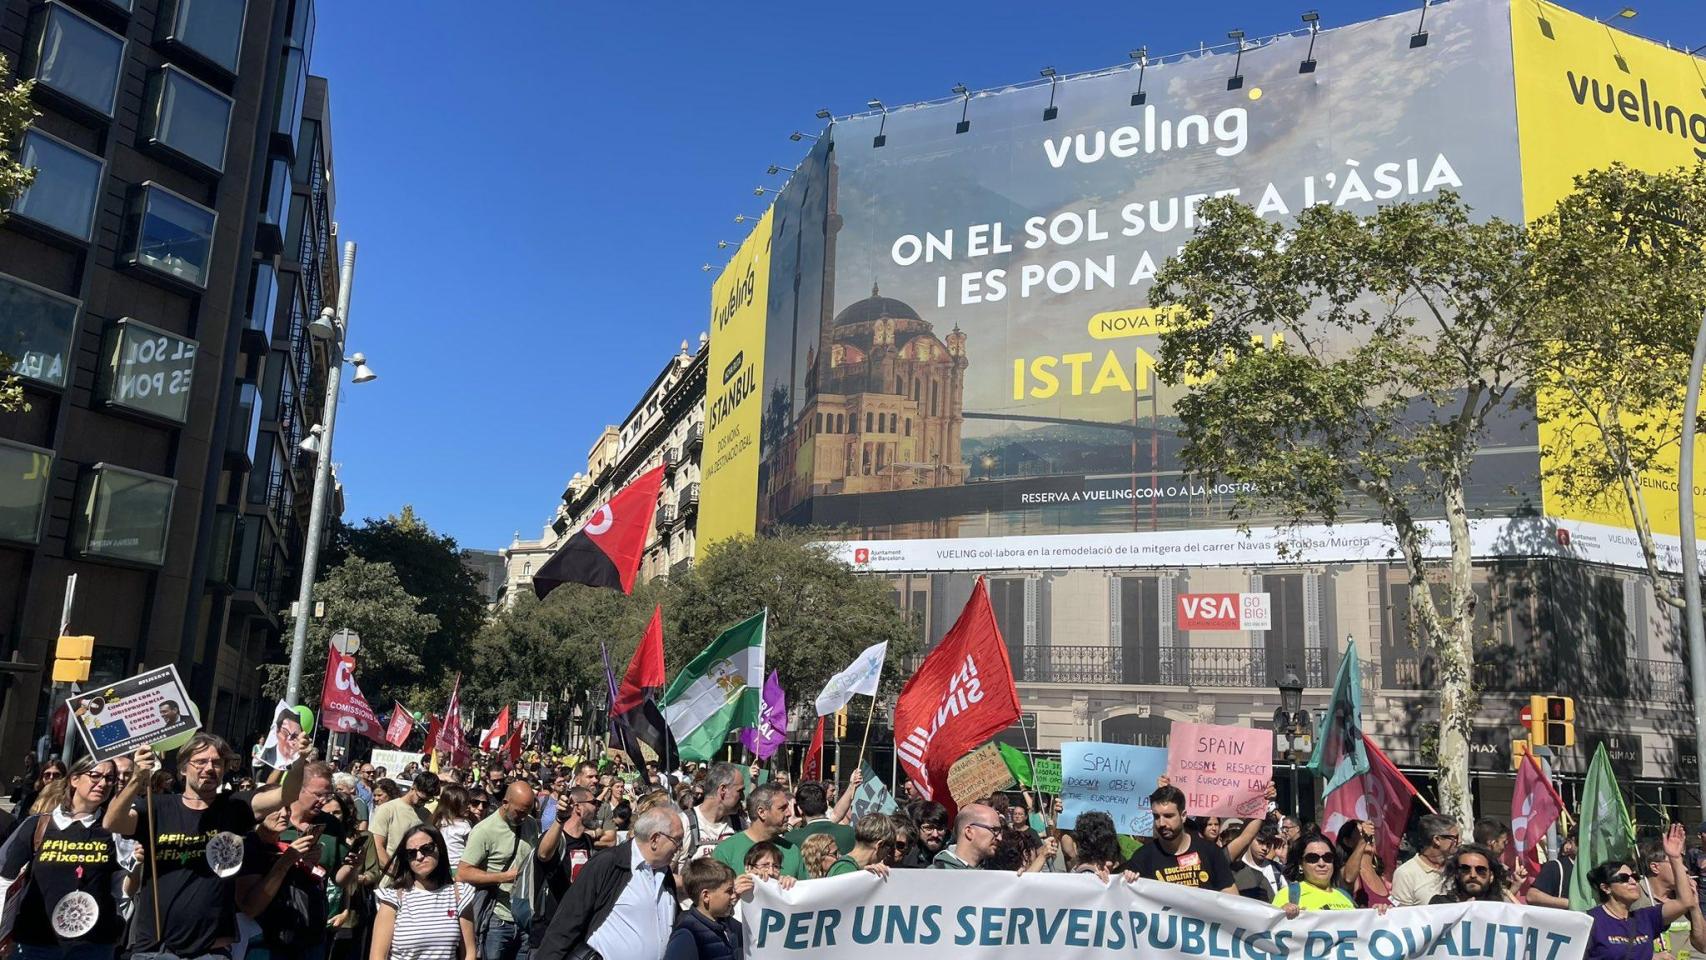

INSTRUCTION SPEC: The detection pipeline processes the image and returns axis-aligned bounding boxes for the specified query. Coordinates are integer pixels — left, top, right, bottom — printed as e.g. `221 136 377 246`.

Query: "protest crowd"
0 575 1686 960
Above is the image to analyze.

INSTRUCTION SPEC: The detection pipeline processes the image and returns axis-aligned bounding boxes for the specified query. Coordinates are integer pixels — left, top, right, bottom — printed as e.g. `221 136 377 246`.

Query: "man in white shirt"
535 804 683 960
1391 813 1460 906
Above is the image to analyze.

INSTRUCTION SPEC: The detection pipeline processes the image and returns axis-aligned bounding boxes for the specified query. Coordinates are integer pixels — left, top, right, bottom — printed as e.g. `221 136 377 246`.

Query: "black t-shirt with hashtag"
126 792 256 954
1 814 126 946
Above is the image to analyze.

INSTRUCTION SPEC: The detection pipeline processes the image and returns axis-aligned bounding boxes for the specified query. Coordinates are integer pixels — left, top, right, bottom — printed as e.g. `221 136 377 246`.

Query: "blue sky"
311 0 1703 551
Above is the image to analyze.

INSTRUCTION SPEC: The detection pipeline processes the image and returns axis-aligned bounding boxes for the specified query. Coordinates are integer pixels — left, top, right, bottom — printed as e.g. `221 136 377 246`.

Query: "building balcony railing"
655 505 675 530
686 422 704 451
680 483 700 513
1386 652 1688 703
1015 644 1328 687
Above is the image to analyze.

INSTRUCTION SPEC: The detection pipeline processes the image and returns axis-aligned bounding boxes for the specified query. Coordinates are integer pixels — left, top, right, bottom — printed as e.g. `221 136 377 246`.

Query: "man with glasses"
930 803 1002 870
678 762 745 872
1391 813 1460 906
107 733 280 960
1430 843 1510 903
536 803 684 960
355 763 376 808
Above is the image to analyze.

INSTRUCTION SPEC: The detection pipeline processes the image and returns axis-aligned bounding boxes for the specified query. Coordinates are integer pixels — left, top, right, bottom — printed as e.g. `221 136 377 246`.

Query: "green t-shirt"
785 820 854 856
461 812 540 922
827 855 861 877
713 831 807 880
370 798 425 859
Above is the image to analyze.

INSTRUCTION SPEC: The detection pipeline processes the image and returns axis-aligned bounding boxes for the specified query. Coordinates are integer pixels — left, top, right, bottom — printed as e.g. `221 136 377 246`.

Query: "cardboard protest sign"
1059 741 1169 834
1166 722 1274 818
68 665 200 762
947 743 1016 808
1034 757 1062 794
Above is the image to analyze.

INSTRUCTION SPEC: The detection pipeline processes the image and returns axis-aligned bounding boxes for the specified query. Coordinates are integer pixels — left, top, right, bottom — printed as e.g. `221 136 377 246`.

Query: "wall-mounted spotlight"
1129 47 1149 105
815 108 832 120
1040 66 1060 121
734 213 760 224
766 164 796 175
716 240 733 249
1300 11 1321 73
702 263 713 273
789 131 820 142
1412 1 1430 48
952 83 971 134
868 98 889 148
1226 30 1247 89
1595 6 1637 22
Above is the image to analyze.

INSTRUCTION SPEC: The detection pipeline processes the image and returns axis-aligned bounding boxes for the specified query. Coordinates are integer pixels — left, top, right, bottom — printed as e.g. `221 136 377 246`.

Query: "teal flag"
1569 743 1635 910
1307 642 1368 796
851 762 898 823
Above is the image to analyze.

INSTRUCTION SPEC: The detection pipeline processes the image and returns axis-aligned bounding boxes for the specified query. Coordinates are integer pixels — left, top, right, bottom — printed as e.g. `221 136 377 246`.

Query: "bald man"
931 803 1003 869
462 781 562 960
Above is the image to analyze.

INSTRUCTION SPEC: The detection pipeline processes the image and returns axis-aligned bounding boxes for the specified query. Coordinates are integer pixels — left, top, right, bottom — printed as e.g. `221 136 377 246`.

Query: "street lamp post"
285 241 373 706
1274 670 1313 819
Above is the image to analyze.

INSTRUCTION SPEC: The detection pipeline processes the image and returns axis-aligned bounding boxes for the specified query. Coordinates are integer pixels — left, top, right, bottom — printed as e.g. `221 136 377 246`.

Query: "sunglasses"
1609 873 1638 885
1302 853 1338 865
1457 863 1493 877
40 772 63 781
405 845 439 861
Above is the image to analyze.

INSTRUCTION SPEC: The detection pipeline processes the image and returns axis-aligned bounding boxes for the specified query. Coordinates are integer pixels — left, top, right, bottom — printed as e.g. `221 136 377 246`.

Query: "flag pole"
854 694 877 772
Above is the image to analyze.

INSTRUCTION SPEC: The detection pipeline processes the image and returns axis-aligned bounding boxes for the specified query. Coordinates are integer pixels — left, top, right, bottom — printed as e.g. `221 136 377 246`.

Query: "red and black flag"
602 607 676 781
534 465 666 598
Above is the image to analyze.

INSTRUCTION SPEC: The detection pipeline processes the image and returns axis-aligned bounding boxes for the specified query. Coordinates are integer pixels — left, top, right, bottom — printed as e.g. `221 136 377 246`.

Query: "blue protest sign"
1058 741 1170 835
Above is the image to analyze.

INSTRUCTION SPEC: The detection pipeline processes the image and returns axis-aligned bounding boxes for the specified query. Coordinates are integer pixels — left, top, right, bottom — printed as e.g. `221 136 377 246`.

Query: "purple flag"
740 670 787 760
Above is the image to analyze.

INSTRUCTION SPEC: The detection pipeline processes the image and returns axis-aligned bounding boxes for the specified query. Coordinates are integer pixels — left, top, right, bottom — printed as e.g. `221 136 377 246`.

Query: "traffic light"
833 706 848 739
1528 694 1575 748
52 635 93 684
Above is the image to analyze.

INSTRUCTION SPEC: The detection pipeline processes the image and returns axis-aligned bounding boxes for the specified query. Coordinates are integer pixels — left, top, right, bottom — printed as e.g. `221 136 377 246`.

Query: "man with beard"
1122 785 1237 894
108 733 307 960
904 801 948 868
461 781 563 960
1430 844 1511 903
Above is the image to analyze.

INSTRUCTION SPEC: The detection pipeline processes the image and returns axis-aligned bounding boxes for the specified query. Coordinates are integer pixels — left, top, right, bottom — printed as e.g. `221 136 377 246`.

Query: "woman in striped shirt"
369 825 474 960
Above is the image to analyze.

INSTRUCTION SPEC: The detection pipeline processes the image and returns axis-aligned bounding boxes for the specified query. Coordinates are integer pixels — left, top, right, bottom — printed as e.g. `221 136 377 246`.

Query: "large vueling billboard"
701 0 1702 571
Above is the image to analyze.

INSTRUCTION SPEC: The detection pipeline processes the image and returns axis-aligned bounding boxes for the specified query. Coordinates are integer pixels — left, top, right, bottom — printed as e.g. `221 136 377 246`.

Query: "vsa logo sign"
1176 592 1271 631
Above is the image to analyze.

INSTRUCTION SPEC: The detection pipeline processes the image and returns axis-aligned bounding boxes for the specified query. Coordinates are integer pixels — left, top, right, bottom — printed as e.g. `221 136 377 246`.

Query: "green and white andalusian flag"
661 609 767 761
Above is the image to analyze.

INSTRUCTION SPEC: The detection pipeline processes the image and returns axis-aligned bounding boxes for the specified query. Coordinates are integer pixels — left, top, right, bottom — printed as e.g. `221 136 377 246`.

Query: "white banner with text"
745 871 1592 960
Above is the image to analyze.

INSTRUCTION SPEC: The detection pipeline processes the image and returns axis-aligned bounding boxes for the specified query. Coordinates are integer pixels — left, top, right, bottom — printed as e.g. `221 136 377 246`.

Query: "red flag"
1322 732 1420 880
318 645 388 743
533 465 666 598
616 605 667 714
385 703 413 747
892 577 1021 818
424 713 441 750
1510 752 1564 891
802 716 825 782
480 706 511 752
504 724 523 766
436 676 469 766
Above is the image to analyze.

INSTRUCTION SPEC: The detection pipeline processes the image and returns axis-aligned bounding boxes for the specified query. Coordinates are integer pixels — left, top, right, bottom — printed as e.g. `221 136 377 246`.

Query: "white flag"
815 641 888 716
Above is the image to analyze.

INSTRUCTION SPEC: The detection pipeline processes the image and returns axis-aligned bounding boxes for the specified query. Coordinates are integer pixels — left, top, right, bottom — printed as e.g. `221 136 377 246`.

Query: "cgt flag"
318 645 387 743
893 577 1020 817
533 465 665 598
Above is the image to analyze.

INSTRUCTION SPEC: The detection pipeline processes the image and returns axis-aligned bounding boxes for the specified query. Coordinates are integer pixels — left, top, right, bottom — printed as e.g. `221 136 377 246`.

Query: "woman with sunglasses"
370 825 474 960
1274 831 1357 915
1585 824 1697 960
18 760 67 817
0 757 129 960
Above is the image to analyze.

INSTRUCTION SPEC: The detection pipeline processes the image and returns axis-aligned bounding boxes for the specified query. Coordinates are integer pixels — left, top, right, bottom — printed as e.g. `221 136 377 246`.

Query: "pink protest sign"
1166 722 1274 818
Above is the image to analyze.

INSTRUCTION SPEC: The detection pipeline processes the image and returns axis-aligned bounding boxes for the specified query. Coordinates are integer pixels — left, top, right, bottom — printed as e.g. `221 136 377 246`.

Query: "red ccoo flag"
385 702 413 747
802 715 825 782
893 577 1021 818
1509 752 1564 891
533 465 666 598
319 645 388 743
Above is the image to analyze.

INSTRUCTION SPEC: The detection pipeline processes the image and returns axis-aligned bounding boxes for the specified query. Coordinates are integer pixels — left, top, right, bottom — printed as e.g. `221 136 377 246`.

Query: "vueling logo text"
1566 71 1706 161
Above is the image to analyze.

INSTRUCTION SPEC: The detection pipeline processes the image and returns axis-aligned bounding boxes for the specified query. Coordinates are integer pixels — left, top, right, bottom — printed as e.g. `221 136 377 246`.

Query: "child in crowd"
665 858 744 960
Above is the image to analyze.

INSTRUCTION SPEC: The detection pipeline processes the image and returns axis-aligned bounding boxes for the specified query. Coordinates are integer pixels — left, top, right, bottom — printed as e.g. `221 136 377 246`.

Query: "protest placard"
370 748 426 776
1034 757 1062 794
256 700 310 769
1166 722 1274 818
744 869 1594 960
947 743 1016 807
67 665 200 762
1059 741 1168 833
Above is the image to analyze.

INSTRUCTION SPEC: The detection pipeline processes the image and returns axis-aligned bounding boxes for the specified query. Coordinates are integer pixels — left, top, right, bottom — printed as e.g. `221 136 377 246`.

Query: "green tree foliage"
267 556 439 709
0 56 38 413
1526 162 1706 602
663 529 920 702
1152 192 1534 826
330 506 486 682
